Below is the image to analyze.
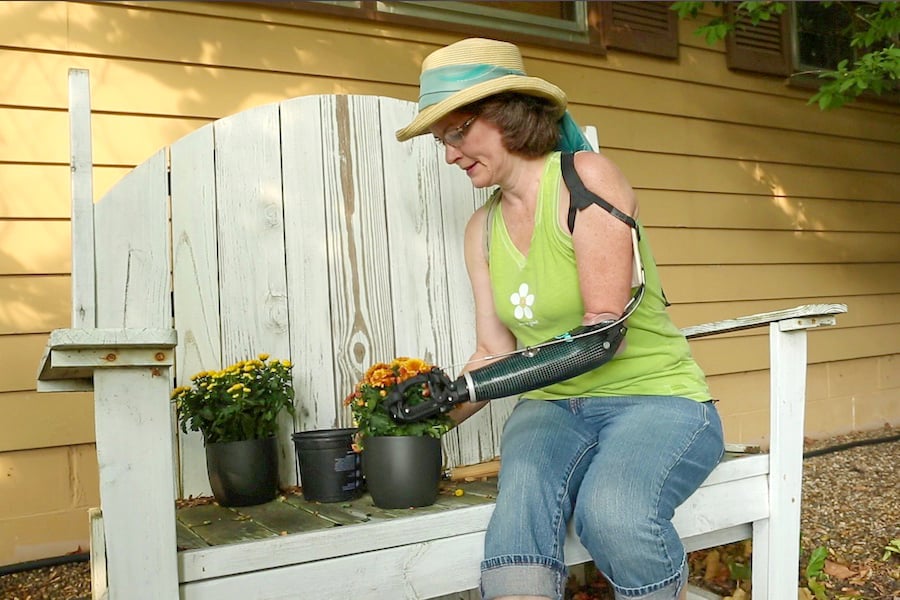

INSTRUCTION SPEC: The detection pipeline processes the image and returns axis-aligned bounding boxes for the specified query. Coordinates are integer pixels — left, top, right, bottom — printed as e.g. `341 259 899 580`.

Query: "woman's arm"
566 152 639 325
450 204 518 426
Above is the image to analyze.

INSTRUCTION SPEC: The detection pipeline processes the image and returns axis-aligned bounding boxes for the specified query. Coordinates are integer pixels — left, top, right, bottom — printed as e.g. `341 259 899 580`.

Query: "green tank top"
487 152 710 402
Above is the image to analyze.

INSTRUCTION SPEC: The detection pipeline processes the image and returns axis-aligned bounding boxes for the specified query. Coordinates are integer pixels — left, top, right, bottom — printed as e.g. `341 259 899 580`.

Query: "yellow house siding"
0 0 897 565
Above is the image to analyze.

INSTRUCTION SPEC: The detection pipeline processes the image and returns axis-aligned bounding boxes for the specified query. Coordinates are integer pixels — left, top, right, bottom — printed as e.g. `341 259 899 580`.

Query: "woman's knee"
572 480 651 553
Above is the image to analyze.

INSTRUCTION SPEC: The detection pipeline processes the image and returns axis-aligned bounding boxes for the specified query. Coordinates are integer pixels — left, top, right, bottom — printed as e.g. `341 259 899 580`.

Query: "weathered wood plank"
379 98 454 370
323 95 395 426
190 519 277 546
179 505 277 546
283 494 381 526
67 68 96 329
89 508 107 600
93 148 171 329
180 530 489 600
171 122 222 498
93 366 179 599
428 110 498 468
681 303 847 339
176 521 210 551
232 499 337 535
212 102 295 486
280 95 339 432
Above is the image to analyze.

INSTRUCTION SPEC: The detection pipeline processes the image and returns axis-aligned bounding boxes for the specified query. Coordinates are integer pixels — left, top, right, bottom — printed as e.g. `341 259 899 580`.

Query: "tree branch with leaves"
672 1 899 109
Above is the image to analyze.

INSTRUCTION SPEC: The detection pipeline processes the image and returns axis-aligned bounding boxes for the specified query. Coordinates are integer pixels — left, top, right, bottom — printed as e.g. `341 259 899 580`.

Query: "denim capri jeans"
480 395 724 600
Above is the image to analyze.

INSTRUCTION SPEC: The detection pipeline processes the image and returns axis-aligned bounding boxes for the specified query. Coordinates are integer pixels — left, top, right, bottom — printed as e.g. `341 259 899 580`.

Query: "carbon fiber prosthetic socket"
461 320 627 402
387 321 628 423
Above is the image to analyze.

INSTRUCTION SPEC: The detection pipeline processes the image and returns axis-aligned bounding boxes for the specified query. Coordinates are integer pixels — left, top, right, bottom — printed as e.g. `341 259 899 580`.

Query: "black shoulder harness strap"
561 152 638 237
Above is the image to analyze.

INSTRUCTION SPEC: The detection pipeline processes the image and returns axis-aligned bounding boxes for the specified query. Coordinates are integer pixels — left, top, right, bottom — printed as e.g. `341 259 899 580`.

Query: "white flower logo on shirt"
510 283 535 321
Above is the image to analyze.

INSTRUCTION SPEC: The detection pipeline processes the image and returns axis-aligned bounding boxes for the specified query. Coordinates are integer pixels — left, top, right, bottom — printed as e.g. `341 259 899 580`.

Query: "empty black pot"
292 428 363 503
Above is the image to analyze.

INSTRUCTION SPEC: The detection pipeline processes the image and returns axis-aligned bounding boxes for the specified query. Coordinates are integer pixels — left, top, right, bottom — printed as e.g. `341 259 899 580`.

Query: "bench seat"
166 452 763 598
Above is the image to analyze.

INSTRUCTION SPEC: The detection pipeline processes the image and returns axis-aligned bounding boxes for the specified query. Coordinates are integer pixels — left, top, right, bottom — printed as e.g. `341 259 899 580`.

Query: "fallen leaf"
839 587 862 596
798 586 814 600
704 549 721 583
824 560 857 580
725 588 748 600
848 567 871 585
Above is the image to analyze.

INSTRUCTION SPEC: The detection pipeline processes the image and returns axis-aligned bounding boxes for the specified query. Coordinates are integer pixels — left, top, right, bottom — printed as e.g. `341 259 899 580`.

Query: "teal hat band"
418 64 525 110
416 62 593 153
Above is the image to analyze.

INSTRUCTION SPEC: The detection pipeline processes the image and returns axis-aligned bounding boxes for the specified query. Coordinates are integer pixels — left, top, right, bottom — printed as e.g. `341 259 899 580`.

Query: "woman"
396 38 724 600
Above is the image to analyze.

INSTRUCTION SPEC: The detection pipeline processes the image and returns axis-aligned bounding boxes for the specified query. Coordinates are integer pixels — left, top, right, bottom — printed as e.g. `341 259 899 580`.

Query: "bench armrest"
681 303 847 339
36 327 177 391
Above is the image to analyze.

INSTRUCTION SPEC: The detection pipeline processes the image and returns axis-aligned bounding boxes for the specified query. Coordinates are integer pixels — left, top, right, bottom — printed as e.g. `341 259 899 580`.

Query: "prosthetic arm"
387 319 627 423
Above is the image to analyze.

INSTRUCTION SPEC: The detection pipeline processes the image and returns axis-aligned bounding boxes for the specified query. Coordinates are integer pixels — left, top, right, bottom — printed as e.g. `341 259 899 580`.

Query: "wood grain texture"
170 123 222 497
93 149 171 329
68 68 96 329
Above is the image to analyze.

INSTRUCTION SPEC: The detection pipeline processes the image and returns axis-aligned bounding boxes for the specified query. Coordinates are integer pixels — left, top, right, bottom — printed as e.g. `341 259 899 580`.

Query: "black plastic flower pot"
362 435 442 509
205 436 278 507
292 428 363 503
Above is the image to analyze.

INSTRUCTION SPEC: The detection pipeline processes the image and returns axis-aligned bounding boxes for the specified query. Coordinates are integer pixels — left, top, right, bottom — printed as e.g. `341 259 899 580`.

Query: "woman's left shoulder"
571 151 628 182
569 151 636 214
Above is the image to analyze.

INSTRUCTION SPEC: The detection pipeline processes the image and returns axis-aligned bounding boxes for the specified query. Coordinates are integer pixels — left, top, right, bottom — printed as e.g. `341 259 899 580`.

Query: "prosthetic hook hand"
387 320 627 423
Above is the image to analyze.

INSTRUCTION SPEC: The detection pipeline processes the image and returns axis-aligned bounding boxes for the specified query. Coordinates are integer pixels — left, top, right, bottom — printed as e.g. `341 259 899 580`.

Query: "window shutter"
725 4 792 76
601 1 678 59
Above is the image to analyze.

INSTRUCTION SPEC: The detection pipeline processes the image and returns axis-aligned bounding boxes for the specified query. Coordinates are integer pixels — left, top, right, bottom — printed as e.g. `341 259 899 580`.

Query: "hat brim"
395 75 567 142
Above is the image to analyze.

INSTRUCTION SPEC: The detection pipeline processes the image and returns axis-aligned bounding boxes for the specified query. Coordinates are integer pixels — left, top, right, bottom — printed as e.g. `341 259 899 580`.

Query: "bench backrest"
91 95 507 495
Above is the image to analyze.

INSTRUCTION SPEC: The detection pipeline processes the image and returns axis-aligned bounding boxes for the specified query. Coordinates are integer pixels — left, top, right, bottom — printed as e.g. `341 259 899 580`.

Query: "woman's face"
430 112 509 189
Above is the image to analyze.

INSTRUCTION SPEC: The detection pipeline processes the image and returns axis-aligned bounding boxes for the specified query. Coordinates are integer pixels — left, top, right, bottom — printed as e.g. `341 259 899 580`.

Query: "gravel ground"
2 426 898 600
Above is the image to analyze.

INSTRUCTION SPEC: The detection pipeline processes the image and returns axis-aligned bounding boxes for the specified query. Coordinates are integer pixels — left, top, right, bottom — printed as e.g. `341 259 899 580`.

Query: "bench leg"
751 518 770 600
764 322 809 599
94 367 179 599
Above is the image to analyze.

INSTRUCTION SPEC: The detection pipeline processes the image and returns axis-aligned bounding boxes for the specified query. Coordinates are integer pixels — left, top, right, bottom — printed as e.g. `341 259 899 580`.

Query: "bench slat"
94 148 171 329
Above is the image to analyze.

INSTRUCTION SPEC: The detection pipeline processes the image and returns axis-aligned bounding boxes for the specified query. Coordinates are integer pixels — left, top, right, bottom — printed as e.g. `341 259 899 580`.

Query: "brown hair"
464 93 560 158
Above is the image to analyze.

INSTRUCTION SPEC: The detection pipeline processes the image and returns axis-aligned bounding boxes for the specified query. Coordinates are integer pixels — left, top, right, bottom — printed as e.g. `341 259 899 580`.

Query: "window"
250 1 680 59
793 1 855 71
727 2 894 81
378 2 589 46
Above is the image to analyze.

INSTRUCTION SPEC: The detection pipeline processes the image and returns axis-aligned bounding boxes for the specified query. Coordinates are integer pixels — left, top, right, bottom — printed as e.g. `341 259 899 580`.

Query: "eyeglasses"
434 116 477 148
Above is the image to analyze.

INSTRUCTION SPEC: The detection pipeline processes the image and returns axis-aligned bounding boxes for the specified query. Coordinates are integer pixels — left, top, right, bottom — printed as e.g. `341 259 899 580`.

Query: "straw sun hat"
395 38 569 142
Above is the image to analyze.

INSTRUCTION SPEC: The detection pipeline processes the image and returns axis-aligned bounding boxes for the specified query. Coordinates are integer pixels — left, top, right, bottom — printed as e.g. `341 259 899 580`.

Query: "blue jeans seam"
553 437 597 559
652 404 711 575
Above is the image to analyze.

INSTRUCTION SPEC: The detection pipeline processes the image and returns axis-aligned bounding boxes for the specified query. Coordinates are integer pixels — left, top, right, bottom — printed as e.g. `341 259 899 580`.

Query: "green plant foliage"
672 1 899 109
172 354 295 444
883 538 900 561
672 1 787 44
727 558 752 583
344 357 453 450
811 45 900 109
805 545 829 600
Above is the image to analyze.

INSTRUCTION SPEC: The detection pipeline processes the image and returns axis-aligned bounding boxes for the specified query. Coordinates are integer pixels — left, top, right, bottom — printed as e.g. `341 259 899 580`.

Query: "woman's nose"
444 144 462 164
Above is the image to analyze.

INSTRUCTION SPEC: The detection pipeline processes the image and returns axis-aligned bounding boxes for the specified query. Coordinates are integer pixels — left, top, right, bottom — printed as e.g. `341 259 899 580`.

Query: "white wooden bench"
37 70 846 600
